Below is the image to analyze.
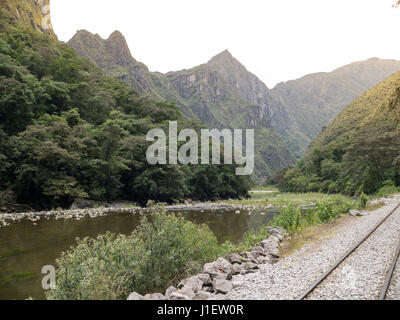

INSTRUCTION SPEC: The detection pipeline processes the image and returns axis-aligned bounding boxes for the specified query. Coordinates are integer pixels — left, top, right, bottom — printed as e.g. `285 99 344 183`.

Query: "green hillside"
275 71 400 195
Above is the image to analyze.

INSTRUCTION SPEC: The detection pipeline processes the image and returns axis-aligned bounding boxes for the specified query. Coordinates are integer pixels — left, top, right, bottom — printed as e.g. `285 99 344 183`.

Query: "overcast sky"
51 0 400 88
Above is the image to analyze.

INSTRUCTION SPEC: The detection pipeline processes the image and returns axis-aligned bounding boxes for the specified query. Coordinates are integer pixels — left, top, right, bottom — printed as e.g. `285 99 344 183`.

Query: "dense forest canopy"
0 19 252 210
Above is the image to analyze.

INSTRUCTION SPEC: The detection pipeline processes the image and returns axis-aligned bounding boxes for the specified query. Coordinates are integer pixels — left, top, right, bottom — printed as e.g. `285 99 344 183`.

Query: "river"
0 206 277 300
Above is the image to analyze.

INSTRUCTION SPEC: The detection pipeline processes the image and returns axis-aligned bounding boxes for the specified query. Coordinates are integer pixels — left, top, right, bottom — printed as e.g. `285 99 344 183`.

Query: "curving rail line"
297 202 400 300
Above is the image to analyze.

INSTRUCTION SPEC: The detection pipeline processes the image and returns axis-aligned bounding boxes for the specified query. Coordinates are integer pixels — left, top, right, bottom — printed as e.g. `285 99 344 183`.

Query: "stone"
232 263 245 275
170 286 196 300
179 286 196 299
274 233 284 241
170 292 191 300
268 226 284 235
252 246 265 254
194 291 213 300
203 286 214 293
178 276 203 293
197 273 212 286
243 262 259 270
262 239 279 255
256 256 271 264
349 209 362 216
213 279 233 294
203 258 233 280
165 286 177 299
127 292 143 300
143 293 166 300
268 235 280 244
239 251 253 259
214 257 233 274
227 253 243 264
250 251 262 258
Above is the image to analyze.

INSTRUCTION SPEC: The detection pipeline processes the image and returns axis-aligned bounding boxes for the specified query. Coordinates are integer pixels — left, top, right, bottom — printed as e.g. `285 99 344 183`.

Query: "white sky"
51 0 400 88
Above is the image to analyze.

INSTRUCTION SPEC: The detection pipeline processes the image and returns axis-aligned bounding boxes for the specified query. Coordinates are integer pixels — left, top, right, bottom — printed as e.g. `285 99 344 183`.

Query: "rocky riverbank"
127 226 286 300
0 202 275 228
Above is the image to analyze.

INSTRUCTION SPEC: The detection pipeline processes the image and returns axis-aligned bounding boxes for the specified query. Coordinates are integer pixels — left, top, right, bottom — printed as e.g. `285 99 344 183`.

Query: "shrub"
46 211 224 300
376 185 398 198
271 205 302 234
359 192 369 209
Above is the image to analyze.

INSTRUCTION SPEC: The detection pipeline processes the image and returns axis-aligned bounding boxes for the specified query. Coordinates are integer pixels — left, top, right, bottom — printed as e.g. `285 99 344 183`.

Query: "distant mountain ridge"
67 30 400 175
271 58 400 155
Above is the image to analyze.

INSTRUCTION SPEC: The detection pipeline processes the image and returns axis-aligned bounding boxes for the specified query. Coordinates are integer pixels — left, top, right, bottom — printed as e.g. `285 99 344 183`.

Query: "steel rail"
297 202 400 300
379 242 400 300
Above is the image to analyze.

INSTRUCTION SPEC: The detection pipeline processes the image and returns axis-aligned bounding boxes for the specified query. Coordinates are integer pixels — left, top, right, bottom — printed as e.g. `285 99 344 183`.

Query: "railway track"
297 202 400 300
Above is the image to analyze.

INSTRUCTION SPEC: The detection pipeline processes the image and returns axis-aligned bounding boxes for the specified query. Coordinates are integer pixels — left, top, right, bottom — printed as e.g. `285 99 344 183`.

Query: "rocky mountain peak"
104 30 134 66
207 49 241 68
68 29 137 69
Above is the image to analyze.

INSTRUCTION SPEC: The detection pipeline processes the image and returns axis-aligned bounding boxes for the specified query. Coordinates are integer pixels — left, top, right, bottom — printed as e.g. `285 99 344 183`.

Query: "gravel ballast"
222 195 400 300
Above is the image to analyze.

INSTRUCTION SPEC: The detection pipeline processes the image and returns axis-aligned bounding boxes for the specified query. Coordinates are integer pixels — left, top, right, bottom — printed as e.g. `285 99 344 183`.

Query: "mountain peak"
107 30 125 41
207 49 236 65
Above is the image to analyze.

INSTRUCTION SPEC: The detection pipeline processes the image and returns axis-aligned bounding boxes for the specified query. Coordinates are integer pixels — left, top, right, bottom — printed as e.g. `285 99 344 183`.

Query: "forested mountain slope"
69 31 296 178
0 0 252 210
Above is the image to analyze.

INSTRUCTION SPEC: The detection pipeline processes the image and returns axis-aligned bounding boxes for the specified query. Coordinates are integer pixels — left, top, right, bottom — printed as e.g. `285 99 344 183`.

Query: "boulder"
197 273 212 286
250 251 262 258
239 251 253 259
143 293 166 300
227 253 243 265
256 256 271 264
170 292 191 300
165 286 177 299
214 257 233 274
268 226 284 235
212 279 233 294
243 262 259 270
127 292 143 300
268 235 280 244
349 209 362 217
194 291 213 300
262 239 279 255
273 233 284 241
170 286 196 300
178 276 203 293
232 263 245 275
203 258 233 280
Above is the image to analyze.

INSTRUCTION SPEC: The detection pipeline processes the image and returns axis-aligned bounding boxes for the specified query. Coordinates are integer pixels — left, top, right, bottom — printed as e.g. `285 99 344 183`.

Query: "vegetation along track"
297 202 400 300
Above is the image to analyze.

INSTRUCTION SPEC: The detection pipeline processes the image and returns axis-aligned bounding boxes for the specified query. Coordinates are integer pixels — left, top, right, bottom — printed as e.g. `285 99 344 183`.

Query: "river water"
0 207 277 300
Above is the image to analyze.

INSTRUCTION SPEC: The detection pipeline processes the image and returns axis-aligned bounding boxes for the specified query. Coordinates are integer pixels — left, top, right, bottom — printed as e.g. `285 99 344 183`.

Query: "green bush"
46 212 225 300
271 205 302 234
376 185 399 198
359 192 369 209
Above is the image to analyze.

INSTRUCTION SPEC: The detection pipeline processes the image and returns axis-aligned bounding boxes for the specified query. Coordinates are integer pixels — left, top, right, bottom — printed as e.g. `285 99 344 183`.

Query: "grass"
221 190 354 208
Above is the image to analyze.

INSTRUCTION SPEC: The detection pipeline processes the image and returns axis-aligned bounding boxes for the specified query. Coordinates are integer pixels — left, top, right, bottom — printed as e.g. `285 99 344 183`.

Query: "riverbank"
0 202 277 228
